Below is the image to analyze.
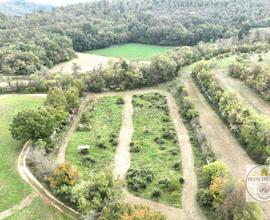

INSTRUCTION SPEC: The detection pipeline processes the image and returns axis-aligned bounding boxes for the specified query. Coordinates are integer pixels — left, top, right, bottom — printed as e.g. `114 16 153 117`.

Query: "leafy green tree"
10 108 54 142
45 87 67 110
201 161 230 187
65 87 80 112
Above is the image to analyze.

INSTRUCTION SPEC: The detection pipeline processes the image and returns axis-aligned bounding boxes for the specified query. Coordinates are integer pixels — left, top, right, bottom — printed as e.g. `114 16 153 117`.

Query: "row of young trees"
1 0 270 75
83 55 178 92
192 61 270 164
171 40 270 67
171 82 262 219
229 57 270 101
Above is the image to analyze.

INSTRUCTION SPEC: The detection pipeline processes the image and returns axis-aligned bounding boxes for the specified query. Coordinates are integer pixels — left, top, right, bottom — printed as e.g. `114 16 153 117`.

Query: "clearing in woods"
89 43 174 61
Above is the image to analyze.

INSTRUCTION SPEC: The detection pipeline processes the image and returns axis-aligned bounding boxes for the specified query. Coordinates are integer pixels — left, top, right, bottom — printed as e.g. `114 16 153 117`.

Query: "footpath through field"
181 72 270 219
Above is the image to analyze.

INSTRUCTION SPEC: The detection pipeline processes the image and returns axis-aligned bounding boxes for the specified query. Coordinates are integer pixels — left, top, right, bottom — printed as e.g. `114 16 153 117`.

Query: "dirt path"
17 143 79 219
165 92 206 220
113 95 133 180
182 72 270 219
58 96 90 163
124 191 186 220
215 71 270 116
0 193 37 220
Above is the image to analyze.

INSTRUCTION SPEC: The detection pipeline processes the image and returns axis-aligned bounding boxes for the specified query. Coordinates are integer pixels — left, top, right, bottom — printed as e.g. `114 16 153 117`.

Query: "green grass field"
0 95 44 212
128 93 182 208
88 43 174 61
66 96 123 178
6 197 71 220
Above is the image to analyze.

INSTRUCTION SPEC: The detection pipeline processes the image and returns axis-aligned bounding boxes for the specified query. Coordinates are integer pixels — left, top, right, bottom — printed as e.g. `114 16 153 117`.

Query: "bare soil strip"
111 89 205 220
0 193 37 220
49 53 115 74
215 71 270 116
113 94 133 180
165 92 206 220
182 72 270 219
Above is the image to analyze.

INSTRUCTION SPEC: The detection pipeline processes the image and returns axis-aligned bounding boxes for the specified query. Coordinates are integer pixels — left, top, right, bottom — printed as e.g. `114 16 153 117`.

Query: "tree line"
1 0 270 75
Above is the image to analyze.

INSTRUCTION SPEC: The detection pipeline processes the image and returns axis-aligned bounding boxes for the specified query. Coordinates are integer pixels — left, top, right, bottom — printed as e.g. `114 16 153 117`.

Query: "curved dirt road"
182 72 270 219
0 193 37 220
17 143 79 219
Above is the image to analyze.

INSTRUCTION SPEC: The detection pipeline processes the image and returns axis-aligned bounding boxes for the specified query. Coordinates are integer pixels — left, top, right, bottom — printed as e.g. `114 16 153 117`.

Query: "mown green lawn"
88 43 174 61
0 95 44 212
128 93 183 208
66 96 123 178
6 197 72 220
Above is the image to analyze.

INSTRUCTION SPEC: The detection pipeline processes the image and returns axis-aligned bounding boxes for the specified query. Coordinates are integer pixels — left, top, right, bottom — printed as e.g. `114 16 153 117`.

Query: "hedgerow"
192 61 270 164
229 58 270 101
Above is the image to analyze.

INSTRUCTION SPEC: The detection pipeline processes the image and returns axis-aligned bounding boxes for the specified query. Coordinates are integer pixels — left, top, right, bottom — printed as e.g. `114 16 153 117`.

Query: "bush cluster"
126 168 154 192
83 56 177 92
229 57 270 101
197 162 263 220
10 86 80 151
193 62 270 164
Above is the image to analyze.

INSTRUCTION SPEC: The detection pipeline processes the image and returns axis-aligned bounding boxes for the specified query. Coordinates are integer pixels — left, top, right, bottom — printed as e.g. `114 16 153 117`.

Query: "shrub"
49 163 80 190
71 171 122 215
201 161 230 187
197 188 214 207
126 168 154 192
179 177 185 184
65 87 80 112
100 204 166 220
116 97 125 105
26 147 57 181
81 155 96 167
172 162 181 171
152 189 161 198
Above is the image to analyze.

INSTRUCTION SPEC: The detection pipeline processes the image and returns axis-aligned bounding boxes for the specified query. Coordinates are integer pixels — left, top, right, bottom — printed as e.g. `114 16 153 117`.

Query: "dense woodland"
1 0 270 75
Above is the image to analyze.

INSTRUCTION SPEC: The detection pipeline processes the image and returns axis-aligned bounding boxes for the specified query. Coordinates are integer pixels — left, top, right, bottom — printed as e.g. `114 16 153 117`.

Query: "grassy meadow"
6 197 72 220
0 95 44 212
88 43 174 61
127 93 183 208
66 96 123 178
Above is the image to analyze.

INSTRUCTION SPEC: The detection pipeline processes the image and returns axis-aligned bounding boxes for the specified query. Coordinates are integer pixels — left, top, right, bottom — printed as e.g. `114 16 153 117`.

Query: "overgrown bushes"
197 162 263 220
84 55 177 92
10 86 80 151
192 61 270 164
229 58 270 101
